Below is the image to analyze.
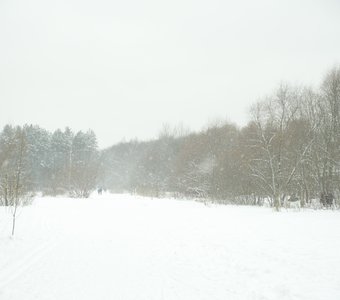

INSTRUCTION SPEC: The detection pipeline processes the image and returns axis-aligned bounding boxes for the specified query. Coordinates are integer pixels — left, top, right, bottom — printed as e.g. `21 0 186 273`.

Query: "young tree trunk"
11 205 17 236
11 130 25 236
274 193 280 211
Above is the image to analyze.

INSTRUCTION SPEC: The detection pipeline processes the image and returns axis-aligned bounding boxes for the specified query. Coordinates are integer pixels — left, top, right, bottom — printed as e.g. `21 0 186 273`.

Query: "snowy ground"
0 194 340 300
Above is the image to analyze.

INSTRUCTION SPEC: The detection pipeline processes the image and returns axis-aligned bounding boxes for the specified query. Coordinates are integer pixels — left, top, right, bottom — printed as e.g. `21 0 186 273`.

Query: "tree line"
0 66 339 211
100 66 340 209
0 126 98 204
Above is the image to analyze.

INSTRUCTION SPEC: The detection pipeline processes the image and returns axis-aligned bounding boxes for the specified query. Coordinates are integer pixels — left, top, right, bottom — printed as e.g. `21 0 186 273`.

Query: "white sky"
1 0 340 148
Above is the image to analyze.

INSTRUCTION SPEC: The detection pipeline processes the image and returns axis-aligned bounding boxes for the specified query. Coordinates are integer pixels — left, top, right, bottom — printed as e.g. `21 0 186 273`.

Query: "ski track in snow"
0 240 58 292
0 194 340 300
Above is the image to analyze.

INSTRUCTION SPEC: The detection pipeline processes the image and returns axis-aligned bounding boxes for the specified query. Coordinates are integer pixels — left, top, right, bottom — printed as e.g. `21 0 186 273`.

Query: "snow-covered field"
0 194 340 300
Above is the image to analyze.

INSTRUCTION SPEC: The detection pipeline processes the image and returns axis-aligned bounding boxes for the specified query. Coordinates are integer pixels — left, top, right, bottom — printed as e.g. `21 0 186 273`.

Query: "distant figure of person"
320 192 334 208
97 187 103 195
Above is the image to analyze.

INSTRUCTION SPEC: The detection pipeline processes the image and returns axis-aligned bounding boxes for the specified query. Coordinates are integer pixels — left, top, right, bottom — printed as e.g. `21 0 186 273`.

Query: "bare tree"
248 85 315 210
318 67 340 201
0 127 33 235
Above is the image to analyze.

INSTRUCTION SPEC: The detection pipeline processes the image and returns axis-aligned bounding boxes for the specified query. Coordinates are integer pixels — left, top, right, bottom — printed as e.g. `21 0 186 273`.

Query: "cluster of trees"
0 66 339 212
0 126 98 207
100 67 340 209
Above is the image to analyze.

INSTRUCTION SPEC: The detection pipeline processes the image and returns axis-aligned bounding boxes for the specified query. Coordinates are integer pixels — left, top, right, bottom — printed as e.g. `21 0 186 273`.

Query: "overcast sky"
0 0 339 148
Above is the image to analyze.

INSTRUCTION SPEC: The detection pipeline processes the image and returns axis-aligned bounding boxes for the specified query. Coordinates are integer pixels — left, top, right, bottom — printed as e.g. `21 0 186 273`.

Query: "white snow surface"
0 194 340 300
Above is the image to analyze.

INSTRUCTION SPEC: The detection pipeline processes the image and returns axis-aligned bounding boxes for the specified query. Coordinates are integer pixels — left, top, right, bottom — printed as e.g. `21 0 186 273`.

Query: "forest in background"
0 66 339 210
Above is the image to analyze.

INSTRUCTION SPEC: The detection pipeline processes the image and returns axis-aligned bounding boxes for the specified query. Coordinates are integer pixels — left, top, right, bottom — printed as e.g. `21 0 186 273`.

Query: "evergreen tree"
70 130 98 198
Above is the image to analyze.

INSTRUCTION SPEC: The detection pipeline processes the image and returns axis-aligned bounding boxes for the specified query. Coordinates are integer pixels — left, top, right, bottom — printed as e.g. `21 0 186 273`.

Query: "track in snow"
0 194 340 300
